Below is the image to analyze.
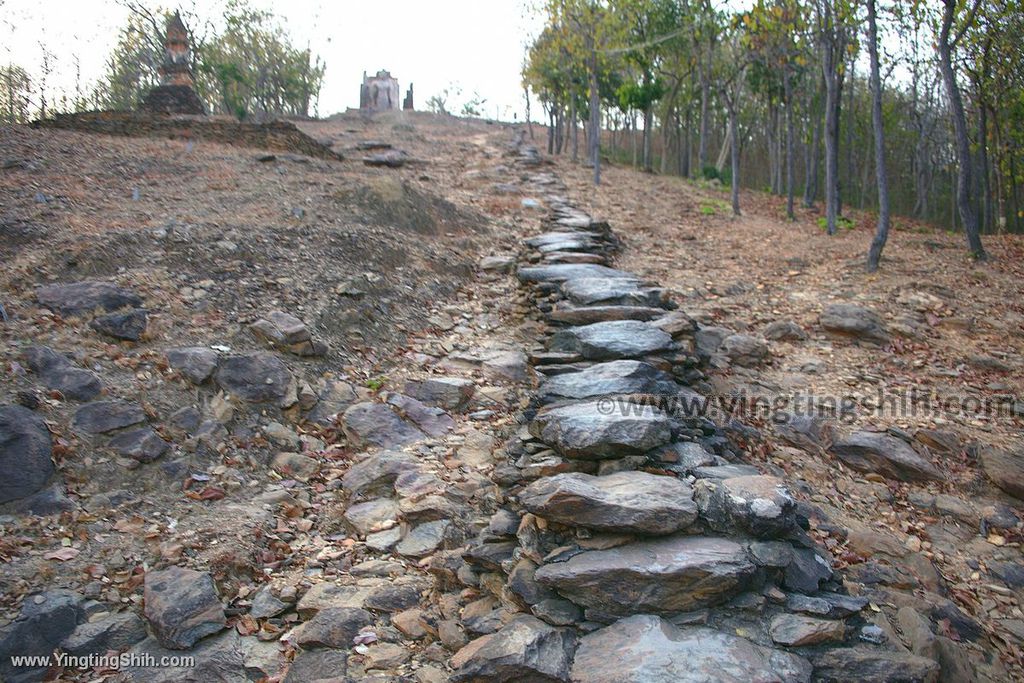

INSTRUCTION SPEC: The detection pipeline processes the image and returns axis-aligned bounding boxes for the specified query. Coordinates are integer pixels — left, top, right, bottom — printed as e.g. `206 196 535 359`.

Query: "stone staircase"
446 135 942 682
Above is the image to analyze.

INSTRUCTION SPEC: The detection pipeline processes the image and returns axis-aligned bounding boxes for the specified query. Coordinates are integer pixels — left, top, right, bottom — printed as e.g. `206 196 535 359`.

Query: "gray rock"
73 400 147 434
531 599 582 626
396 520 456 557
215 353 293 404
0 404 54 504
769 613 846 646
571 615 811 683
535 536 756 617
166 347 220 384
125 631 248 683
775 414 832 452
538 360 678 402
341 450 421 499
450 615 577 683
365 582 425 612
561 278 669 308
342 402 426 449
108 427 169 463
517 264 634 283
62 611 147 655
249 587 289 619
90 309 148 341
519 471 697 534
143 566 226 649
0 590 85 683
831 431 944 482
652 442 716 470
295 606 374 648
749 540 794 568
344 498 400 535
386 393 455 437
809 646 939 683
690 464 761 480
979 446 1024 500
525 230 604 250
282 649 349 683
404 377 475 411
820 303 889 343
784 547 834 593
23 345 102 401
508 558 558 605
763 320 808 341
694 326 733 357
548 305 666 325
719 334 770 367
549 320 673 360
306 378 358 425
36 280 142 316
694 475 797 538
786 592 867 618
529 400 672 459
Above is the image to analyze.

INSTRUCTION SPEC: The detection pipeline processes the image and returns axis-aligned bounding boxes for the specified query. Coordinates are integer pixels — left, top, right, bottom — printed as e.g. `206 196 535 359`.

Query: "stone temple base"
140 85 206 115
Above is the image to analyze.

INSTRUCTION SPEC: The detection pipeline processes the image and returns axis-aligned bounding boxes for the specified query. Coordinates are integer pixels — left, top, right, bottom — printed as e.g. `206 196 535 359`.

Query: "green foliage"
197 1 324 119
817 215 855 230
365 377 387 391
92 0 324 119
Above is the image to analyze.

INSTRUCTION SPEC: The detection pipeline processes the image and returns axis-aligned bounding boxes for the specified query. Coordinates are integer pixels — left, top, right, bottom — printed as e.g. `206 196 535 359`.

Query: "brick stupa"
140 12 205 115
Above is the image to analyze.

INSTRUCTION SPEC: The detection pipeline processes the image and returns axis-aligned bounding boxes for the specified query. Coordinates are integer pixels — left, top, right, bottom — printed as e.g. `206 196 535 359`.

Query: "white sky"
0 0 545 119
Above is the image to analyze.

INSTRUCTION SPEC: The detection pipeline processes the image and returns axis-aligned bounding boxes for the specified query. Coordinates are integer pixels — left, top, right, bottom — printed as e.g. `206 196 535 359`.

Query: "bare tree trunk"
682 104 692 178
698 62 710 172
865 0 891 272
784 66 795 220
587 36 601 185
728 102 741 216
642 104 653 172
938 0 986 259
804 88 822 208
570 97 579 162
631 113 638 168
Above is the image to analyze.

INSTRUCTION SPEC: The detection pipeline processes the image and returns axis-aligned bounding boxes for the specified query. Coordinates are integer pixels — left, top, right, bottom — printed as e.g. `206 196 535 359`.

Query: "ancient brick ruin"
140 12 205 115
359 70 401 112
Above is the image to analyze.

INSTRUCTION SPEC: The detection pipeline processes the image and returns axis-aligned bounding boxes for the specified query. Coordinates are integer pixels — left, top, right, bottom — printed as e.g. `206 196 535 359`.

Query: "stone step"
534 535 757 618
571 615 812 683
528 399 672 459
548 320 675 360
547 304 666 325
517 263 635 284
538 359 679 402
560 277 671 309
518 471 698 535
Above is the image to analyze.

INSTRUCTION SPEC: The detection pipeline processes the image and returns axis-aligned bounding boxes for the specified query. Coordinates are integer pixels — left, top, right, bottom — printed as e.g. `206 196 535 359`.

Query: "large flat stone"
560 278 670 308
450 615 576 683
36 280 142 316
571 615 812 683
529 400 672 459
23 346 102 401
538 360 678 402
143 567 225 650
519 471 697 534
830 431 944 482
547 305 666 325
534 535 756 617
517 264 634 283
694 475 798 538
214 353 293 404
342 402 426 449
809 646 939 683
979 446 1024 500
0 405 54 504
549 320 673 360
72 400 147 434
820 303 889 343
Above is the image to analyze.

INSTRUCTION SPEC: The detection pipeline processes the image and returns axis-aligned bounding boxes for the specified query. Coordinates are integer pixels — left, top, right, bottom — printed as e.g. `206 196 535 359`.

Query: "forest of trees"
0 0 324 123
523 0 1024 267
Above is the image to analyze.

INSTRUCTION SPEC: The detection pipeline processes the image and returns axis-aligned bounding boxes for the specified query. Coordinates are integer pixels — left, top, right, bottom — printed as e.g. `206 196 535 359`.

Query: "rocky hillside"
0 114 1022 682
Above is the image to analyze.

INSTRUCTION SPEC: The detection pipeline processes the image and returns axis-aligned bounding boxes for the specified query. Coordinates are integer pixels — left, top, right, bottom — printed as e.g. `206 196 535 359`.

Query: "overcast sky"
0 0 545 119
